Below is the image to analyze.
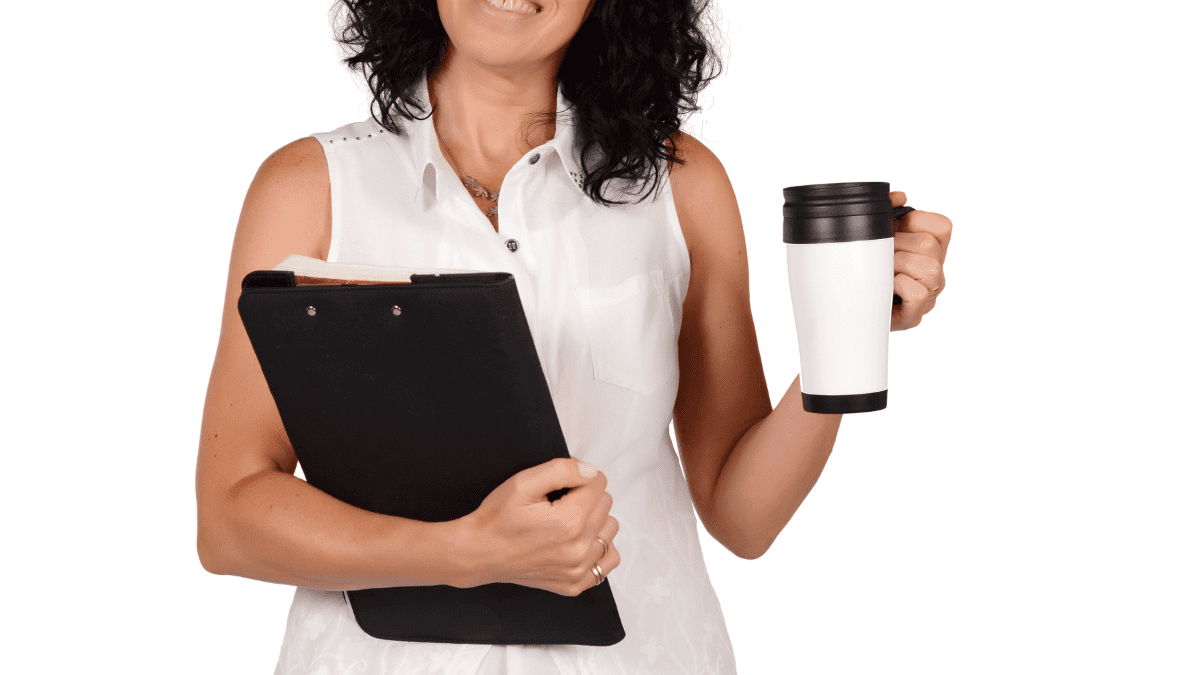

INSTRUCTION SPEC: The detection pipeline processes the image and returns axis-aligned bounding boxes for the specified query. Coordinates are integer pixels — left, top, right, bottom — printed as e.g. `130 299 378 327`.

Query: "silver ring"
591 563 604 585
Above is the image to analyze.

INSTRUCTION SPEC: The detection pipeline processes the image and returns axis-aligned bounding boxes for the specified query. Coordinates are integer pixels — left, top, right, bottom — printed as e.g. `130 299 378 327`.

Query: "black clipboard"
236 262 625 646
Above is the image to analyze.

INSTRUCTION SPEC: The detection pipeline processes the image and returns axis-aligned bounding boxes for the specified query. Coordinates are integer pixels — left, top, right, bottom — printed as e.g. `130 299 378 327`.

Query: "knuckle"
548 515 573 543
570 573 587 590
918 233 940 255
568 514 587 540
573 540 594 565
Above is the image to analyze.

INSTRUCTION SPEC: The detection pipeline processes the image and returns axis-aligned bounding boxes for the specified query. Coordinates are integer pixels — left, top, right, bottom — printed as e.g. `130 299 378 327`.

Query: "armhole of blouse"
662 166 692 302
312 133 343 263
660 166 692 348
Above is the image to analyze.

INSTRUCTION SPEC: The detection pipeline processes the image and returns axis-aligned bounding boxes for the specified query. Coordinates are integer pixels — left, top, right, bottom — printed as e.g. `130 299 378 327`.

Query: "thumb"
518 456 598 502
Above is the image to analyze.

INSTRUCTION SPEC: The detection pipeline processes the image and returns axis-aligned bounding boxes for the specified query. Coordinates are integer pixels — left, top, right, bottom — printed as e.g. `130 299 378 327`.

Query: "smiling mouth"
483 0 542 14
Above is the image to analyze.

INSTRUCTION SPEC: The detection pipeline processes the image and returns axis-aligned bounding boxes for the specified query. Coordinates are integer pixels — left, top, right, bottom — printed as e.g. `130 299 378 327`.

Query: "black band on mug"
801 390 888 414
783 205 914 244
784 213 893 244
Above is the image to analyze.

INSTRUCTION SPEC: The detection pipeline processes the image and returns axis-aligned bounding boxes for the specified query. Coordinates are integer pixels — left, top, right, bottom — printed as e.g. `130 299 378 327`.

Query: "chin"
453 36 548 71
439 0 583 70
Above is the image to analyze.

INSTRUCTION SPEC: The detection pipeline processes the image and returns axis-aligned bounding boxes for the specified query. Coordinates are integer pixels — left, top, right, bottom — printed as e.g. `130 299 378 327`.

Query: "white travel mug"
782 182 914 414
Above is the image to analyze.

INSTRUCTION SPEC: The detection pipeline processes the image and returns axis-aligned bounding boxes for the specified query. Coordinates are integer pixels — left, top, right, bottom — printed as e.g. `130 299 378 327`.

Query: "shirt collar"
404 76 586 203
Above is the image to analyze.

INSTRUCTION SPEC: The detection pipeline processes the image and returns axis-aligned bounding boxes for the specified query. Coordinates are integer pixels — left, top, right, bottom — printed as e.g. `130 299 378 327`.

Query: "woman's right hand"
456 456 620 597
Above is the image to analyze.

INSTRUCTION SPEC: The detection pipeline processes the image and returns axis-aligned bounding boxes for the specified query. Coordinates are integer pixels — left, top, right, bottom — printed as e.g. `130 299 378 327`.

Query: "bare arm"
195 137 472 591
669 133 843 560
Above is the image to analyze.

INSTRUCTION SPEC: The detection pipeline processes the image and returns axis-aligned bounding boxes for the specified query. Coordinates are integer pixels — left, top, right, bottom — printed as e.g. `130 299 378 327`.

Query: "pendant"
463 175 499 202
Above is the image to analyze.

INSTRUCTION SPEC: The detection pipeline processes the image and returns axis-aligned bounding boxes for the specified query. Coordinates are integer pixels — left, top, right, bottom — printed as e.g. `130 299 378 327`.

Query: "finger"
893 250 944 296
555 469 606 513
593 539 621 582
582 489 614 542
893 230 944 265
891 273 928 331
895 210 952 259
589 522 613 562
525 457 597 499
889 191 907 208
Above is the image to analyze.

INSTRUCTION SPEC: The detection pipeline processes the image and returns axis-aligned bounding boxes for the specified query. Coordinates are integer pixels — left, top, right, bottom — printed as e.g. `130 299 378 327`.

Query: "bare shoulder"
666 131 747 284
242 136 332 262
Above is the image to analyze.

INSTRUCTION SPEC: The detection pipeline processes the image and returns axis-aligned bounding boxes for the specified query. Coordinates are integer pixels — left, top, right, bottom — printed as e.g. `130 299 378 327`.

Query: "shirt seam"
312 132 343 263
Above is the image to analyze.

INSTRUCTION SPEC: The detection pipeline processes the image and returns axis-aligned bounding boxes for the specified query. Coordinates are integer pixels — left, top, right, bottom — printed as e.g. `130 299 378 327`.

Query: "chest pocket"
577 270 677 397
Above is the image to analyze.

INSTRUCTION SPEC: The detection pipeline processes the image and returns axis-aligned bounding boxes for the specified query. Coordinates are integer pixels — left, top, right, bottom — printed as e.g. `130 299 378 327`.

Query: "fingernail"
578 461 597 478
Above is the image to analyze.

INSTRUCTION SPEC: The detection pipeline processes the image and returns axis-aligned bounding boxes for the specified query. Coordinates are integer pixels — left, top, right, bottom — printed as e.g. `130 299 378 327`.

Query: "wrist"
441 514 490 589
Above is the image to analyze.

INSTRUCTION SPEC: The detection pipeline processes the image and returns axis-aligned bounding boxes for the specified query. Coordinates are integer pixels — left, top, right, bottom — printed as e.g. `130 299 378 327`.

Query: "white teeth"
485 0 540 14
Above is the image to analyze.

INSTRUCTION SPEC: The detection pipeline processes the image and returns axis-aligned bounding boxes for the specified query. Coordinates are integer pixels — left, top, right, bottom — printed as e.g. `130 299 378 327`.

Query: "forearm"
199 469 471 591
708 375 842 559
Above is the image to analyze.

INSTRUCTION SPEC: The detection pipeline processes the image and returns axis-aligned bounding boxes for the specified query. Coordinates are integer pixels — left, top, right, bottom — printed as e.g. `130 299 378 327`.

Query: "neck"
427 43 560 168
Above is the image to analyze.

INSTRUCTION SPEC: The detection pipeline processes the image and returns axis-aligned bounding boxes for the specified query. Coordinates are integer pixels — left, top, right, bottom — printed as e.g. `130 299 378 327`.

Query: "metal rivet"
306 306 316 316
392 305 402 316
505 238 519 252
528 153 541 165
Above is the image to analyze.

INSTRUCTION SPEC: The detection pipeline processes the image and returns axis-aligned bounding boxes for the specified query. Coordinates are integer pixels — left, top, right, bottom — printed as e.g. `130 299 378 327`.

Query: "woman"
196 0 952 672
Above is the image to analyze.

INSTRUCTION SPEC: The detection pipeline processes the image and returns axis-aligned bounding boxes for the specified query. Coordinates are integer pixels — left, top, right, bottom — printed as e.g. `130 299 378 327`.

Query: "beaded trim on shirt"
325 129 388 144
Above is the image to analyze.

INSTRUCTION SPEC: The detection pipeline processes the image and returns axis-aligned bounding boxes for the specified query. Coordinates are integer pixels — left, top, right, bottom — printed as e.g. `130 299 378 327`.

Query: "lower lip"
479 0 541 17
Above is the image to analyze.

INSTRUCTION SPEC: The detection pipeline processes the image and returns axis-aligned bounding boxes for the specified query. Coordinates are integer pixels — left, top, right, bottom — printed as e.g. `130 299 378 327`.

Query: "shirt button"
528 153 541 165
505 238 519 252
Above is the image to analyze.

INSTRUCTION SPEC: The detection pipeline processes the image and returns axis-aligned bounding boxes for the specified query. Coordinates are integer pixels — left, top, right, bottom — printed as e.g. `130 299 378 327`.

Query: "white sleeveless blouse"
272 78 738 675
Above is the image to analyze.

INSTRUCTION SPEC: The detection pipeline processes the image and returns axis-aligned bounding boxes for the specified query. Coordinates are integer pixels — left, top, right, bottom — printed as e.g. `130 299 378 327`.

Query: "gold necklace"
434 126 499 219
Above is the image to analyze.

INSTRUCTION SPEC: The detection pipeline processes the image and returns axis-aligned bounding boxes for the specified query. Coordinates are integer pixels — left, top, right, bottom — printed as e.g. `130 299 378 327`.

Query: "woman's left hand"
890 191 952 331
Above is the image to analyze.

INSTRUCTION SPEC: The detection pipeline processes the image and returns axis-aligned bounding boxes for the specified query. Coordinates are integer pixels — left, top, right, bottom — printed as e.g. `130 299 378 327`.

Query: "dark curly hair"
331 0 724 206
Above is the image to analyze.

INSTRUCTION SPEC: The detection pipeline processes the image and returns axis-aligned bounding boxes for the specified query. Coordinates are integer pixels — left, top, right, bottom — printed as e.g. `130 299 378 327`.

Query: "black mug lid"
783 182 909 244
783 182 892 219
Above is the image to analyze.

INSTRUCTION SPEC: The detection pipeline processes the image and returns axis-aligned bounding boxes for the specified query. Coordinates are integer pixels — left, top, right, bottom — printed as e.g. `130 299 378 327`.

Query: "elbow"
719 515 775 560
197 530 229 575
196 497 238 576
197 521 230 576
196 468 282 578
196 470 261 577
699 505 772 560
735 536 773 560
712 536 767 560
727 531 770 560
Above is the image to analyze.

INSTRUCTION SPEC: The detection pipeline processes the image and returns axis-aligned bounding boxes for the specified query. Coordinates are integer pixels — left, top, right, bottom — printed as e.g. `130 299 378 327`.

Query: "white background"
4 0 1197 672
